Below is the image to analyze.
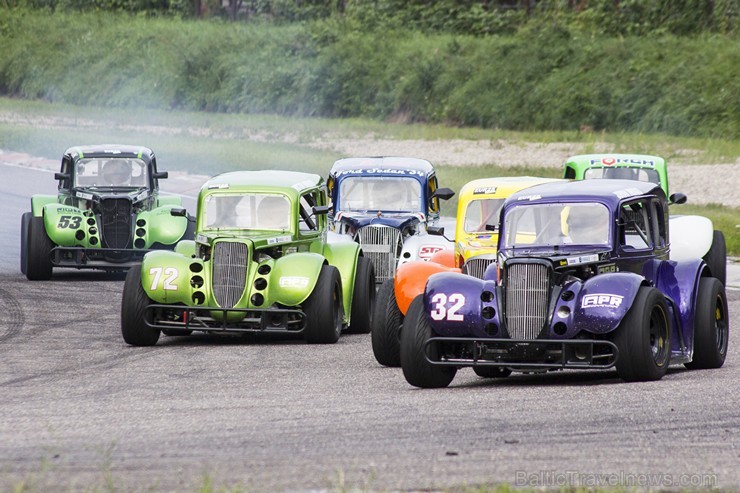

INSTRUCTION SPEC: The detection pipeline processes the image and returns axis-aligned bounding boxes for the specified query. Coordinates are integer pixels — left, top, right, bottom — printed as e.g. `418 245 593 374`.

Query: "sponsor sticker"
208 183 229 189
581 294 623 309
76 191 93 201
473 187 497 195
268 235 292 245
279 276 309 288
566 254 599 266
419 245 445 258
517 194 541 201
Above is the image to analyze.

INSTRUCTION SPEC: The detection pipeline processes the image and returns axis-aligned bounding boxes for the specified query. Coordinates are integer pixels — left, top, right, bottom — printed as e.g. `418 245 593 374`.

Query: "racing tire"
703 230 726 287
611 286 670 382
346 256 376 334
371 278 403 367
685 277 728 370
400 295 456 388
121 264 161 346
303 265 343 344
20 212 31 276
26 216 54 281
183 218 196 241
473 366 512 378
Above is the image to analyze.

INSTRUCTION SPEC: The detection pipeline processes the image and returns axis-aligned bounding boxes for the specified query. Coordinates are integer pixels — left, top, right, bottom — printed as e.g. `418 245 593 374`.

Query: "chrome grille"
463 257 495 279
100 198 132 249
505 263 550 340
357 226 401 282
212 241 249 308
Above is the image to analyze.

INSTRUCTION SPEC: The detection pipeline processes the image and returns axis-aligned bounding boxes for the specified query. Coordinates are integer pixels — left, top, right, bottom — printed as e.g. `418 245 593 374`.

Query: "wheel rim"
714 294 728 355
649 305 669 366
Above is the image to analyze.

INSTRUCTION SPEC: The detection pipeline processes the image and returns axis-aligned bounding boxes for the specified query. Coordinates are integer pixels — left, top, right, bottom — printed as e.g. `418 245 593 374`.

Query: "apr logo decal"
279 276 309 288
419 245 445 258
581 294 623 309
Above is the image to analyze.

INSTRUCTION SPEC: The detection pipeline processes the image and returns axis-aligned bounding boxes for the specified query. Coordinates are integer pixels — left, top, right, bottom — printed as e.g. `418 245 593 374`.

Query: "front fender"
423 272 498 338
31 195 57 216
669 215 713 260
322 241 361 316
269 252 326 306
573 272 645 335
395 261 461 315
141 250 201 305
137 205 188 248
397 234 453 266
42 203 91 247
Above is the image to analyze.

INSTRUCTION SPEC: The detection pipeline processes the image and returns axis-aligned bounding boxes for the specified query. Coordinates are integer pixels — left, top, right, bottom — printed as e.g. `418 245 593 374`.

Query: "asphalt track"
1 162 739 492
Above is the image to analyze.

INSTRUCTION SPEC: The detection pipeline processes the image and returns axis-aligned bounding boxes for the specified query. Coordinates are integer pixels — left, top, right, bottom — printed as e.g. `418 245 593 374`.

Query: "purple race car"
400 179 729 388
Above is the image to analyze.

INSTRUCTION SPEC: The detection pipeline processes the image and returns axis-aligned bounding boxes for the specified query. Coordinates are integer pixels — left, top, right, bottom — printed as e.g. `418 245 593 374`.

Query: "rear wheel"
346 256 375 334
400 295 456 388
26 216 54 280
303 265 343 344
685 277 728 369
611 286 670 382
371 278 403 367
473 366 512 378
121 264 161 346
703 230 726 286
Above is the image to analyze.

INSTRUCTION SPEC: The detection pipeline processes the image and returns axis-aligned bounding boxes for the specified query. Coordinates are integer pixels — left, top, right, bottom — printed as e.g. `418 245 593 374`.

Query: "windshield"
338 176 422 212
584 167 660 185
503 202 610 248
204 193 291 230
74 157 148 188
464 198 505 233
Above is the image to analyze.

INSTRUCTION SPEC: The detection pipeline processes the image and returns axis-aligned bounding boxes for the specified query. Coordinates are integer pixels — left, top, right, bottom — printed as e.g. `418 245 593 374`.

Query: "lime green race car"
120 170 375 346
21 145 192 280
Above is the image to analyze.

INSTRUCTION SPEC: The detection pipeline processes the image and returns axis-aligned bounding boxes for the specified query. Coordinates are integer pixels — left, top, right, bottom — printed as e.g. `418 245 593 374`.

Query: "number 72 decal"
149 267 179 291
429 293 466 321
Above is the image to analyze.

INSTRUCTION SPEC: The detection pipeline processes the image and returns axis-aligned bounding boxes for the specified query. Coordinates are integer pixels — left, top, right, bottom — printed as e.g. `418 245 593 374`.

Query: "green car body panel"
563 154 669 195
123 170 371 345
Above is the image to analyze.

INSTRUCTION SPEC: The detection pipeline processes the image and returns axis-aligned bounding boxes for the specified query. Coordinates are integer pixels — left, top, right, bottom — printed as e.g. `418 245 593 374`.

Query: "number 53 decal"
149 267 179 291
429 293 466 321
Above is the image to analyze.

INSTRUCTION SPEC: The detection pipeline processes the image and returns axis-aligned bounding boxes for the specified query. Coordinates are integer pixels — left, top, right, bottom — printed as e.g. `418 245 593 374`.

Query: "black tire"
26 216 54 280
473 366 512 378
183 218 196 241
121 264 161 346
346 256 376 334
303 265 343 344
371 278 403 367
611 286 670 382
400 295 456 388
20 212 31 275
703 230 726 287
685 277 728 370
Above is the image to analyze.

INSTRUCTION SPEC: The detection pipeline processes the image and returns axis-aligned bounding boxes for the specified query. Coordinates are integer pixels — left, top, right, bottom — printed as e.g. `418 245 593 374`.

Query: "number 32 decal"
429 293 465 321
150 267 179 291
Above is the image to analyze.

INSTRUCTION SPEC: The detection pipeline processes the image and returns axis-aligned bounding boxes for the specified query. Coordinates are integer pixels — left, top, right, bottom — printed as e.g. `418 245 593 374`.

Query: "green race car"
120 170 375 346
21 145 192 280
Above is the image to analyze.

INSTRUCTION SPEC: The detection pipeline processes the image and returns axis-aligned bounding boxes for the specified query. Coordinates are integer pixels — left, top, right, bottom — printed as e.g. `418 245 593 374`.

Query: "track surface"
1 163 739 491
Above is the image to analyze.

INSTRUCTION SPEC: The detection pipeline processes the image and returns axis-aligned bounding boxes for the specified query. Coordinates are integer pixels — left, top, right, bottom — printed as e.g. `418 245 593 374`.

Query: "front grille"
357 225 401 282
100 198 132 249
463 257 495 279
212 241 249 308
505 263 550 340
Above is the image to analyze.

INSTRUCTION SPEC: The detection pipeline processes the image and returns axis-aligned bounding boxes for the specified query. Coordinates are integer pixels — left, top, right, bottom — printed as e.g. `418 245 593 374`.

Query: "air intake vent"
212 241 249 308
100 198 132 249
357 225 402 283
463 257 495 279
505 262 550 340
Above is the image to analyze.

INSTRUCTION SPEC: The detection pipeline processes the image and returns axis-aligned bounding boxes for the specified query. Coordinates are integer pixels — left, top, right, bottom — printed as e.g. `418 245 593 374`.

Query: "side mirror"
54 172 70 181
170 207 187 217
669 192 687 205
428 225 453 241
312 205 330 215
153 171 169 179
432 187 455 201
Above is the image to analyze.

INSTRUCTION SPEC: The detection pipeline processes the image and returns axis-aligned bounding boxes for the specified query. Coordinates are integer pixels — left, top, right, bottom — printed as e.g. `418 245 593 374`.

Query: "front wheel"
26 216 54 280
346 256 375 334
611 286 670 382
685 277 728 370
703 230 726 286
303 265 343 344
371 278 403 367
400 295 456 388
121 264 161 346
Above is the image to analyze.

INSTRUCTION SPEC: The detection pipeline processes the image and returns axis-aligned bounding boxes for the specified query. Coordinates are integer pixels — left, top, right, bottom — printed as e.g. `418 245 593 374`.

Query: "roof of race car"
63 145 155 161
505 179 664 209
458 176 564 202
201 170 323 195
329 157 434 176
565 153 665 170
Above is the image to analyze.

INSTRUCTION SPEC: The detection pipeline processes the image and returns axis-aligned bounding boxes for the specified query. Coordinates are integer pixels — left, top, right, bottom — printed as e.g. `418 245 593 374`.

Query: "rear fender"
423 272 497 338
41 203 89 246
31 195 57 216
669 215 713 260
141 250 201 305
395 260 461 315
137 205 188 248
269 252 326 307
574 272 644 335
322 241 360 317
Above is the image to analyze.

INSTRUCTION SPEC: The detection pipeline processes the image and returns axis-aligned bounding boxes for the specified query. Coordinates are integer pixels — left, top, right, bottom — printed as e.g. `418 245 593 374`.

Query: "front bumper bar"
51 246 149 269
144 304 306 334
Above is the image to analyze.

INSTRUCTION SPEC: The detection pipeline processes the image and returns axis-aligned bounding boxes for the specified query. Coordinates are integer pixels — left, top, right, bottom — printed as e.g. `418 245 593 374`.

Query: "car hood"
335 212 422 231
